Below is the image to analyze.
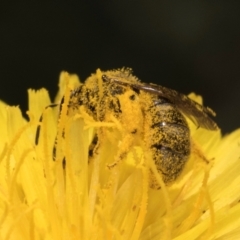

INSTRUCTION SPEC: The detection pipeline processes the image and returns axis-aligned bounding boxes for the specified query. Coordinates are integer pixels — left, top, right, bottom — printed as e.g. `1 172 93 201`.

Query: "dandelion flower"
0 70 239 240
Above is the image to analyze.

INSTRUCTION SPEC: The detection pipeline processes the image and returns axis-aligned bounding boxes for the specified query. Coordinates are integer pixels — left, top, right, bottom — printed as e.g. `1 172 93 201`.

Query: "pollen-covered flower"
0 70 239 240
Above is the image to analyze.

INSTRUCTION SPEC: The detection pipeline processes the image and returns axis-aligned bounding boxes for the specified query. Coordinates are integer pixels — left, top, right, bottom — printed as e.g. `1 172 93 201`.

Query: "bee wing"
128 82 218 131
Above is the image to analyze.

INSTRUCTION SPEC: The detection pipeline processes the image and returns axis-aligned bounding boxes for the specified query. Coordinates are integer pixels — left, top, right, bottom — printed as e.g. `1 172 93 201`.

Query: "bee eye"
129 94 136 101
102 75 109 82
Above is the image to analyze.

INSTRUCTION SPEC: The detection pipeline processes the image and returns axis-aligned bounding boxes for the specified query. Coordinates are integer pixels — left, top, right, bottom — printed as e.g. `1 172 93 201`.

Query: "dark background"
1 2 240 134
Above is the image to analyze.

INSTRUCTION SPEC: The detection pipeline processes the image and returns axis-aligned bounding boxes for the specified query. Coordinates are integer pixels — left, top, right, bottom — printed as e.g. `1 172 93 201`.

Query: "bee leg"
191 140 211 164
35 104 59 145
35 104 66 168
174 140 213 205
174 140 215 237
35 95 65 145
35 97 66 167
107 134 134 169
107 152 127 169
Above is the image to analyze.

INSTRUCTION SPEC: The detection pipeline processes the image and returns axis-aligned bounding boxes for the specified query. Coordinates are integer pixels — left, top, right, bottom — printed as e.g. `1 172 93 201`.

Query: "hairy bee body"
36 68 218 188
65 68 217 187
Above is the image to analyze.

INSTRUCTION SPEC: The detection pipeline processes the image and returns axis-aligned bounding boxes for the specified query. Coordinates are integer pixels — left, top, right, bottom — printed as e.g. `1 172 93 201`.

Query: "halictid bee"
36 68 218 188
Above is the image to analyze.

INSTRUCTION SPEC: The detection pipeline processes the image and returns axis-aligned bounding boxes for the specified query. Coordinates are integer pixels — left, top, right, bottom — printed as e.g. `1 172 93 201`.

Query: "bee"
36 68 218 188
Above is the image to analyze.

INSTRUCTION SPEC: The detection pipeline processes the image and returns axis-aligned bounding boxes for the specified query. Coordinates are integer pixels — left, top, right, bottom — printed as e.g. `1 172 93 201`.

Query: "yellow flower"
0 70 239 240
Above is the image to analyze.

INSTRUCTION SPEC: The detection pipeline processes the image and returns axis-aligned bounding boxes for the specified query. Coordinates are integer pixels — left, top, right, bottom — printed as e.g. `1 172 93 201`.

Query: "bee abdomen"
152 122 190 154
148 102 191 184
